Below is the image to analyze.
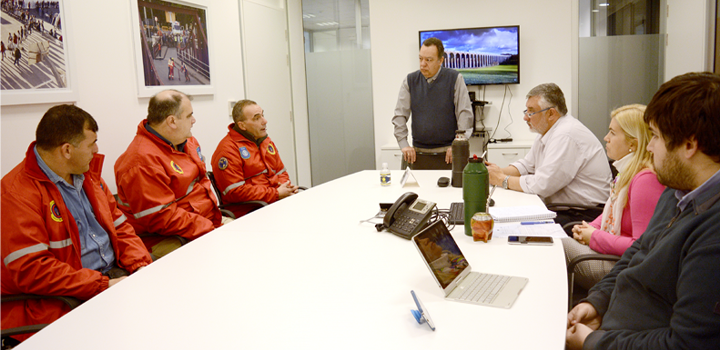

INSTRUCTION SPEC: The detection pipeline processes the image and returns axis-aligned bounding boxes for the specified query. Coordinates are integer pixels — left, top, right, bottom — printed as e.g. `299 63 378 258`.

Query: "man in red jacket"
1 105 152 345
115 89 223 258
211 100 298 218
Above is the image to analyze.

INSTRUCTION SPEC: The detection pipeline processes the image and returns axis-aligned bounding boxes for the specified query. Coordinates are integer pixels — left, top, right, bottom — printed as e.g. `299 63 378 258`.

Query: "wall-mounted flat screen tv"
419 25 520 86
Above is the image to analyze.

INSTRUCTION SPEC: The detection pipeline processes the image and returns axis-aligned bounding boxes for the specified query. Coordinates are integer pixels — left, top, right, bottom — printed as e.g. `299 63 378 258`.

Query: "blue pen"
520 221 554 225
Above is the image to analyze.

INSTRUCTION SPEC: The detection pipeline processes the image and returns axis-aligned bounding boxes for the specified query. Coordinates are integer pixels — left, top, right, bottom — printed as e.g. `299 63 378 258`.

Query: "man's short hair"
232 99 257 123
147 89 191 125
422 37 444 60
36 104 98 151
526 83 568 116
644 72 720 161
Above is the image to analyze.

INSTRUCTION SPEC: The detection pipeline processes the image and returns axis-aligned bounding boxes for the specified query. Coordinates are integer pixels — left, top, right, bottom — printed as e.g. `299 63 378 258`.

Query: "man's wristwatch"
502 175 510 190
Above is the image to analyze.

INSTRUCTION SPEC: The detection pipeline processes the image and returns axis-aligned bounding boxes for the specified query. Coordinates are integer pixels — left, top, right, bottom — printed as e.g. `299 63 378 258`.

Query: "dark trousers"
400 151 452 170
554 206 604 237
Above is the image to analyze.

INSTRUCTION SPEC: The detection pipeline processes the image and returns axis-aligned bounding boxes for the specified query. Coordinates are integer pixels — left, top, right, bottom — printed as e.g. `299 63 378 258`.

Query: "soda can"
471 212 494 243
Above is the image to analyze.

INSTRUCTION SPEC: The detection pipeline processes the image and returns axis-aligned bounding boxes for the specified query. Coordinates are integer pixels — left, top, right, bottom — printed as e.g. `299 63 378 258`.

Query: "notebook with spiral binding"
488 206 556 223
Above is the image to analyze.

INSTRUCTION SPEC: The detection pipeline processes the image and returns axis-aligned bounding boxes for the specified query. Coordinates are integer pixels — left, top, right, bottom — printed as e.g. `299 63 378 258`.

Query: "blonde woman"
563 104 665 289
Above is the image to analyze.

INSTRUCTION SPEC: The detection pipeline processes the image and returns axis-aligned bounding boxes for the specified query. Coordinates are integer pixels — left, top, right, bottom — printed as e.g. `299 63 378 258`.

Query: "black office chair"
401 151 452 170
207 172 308 216
549 160 617 235
207 171 268 215
563 221 621 311
1 295 82 341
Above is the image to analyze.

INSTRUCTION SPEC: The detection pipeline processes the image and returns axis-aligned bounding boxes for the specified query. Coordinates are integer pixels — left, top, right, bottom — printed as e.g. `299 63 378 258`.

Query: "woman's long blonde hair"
611 104 654 207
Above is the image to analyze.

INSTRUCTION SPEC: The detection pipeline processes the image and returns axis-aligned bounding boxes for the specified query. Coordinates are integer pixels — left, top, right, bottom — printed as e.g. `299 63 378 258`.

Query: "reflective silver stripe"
223 181 245 196
275 168 287 176
114 214 127 227
134 204 166 219
185 178 198 195
4 243 48 266
246 169 268 179
130 176 203 219
48 239 73 249
116 196 130 208
4 239 73 266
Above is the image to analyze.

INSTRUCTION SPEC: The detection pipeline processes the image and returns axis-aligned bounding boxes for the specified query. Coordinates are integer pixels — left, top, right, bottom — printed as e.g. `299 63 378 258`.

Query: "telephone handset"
383 192 436 240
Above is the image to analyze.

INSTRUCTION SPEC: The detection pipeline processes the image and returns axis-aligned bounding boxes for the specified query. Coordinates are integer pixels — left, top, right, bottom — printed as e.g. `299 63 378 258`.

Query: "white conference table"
17 170 567 349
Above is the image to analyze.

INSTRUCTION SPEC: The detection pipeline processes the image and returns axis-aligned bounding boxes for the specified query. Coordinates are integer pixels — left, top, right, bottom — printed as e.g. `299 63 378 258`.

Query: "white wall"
368 0 574 168
665 0 714 80
2 0 713 188
1 0 246 194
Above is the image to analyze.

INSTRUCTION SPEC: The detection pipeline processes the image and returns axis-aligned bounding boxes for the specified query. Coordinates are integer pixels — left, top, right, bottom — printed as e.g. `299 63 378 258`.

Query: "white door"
239 0 297 184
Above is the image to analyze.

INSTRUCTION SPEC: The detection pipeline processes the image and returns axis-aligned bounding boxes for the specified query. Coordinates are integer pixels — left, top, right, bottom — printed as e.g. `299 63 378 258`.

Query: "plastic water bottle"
463 154 489 236
451 130 470 187
380 163 391 186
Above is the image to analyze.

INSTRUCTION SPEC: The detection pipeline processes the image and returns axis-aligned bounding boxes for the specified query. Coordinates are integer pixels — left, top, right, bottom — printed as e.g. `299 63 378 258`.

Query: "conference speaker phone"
379 192 436 240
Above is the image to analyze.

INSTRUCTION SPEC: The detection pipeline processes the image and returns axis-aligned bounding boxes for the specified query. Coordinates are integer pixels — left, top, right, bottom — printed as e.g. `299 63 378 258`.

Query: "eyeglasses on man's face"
523 106 554 117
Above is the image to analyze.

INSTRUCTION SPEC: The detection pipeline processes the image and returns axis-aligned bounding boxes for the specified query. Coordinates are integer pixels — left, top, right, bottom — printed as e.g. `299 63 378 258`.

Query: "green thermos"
463 154 489 236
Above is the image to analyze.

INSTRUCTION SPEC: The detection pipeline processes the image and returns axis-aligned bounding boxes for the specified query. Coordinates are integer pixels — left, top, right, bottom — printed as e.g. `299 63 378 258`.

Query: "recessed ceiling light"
303 13 316 19
599 3 609 6
592 9 600 12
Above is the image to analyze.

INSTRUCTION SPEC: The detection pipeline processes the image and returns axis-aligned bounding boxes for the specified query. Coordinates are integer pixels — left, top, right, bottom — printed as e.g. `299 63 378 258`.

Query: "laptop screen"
413 221 469 289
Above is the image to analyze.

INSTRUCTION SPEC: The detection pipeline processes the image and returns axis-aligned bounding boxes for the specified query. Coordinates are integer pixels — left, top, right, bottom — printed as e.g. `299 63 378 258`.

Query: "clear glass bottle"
380 163 391 186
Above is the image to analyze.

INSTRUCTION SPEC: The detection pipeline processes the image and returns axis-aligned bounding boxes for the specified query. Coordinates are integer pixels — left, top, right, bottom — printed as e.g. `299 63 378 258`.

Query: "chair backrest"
206 171 224 206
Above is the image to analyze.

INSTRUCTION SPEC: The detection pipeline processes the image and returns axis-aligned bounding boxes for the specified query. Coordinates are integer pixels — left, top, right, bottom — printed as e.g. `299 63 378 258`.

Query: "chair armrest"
2 324 49 337
218 200 268 217
1 295 82 309
219 208 236 219
1 295 83 337
547 203 600 211
218 200 268 209
567 253 621 310
567 254 621 274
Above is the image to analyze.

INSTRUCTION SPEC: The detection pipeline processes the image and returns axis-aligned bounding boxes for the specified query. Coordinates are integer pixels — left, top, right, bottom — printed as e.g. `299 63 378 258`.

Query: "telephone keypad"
390 212 425 237
386 196 436 240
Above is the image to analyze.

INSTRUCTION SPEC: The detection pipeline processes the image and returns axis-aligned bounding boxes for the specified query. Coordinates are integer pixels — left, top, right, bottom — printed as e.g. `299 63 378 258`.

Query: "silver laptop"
412 221 528 308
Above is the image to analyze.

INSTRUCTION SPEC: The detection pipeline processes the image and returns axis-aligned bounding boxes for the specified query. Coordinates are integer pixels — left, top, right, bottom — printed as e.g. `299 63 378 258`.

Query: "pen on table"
520 221 554 225
486 185 496 209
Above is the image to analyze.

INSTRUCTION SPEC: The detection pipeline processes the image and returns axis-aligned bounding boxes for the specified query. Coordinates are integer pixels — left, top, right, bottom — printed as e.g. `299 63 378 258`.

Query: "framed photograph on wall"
1 0 78 106
130 0 214 97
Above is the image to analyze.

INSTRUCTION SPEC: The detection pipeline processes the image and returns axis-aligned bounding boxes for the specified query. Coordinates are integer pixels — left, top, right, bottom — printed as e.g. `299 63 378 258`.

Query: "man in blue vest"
393 37 473 166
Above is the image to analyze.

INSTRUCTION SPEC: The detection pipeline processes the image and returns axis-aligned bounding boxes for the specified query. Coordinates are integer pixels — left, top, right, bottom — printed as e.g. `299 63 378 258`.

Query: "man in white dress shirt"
486 83 612 231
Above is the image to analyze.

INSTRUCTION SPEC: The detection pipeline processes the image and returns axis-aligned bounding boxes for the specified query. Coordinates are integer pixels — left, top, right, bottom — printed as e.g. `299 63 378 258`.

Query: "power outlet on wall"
228 100 237 120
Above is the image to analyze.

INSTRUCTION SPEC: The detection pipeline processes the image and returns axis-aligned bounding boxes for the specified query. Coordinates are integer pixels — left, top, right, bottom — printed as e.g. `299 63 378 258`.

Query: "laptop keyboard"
449 202 464 224
457 273 510 304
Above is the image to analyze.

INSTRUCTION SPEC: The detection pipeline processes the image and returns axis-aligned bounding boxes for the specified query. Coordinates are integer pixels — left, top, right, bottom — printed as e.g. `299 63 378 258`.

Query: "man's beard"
655 150 695 191
529 118 548 135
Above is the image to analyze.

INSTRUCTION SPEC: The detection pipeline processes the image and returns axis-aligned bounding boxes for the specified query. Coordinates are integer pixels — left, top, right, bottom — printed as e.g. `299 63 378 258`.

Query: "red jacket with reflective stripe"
211 124 290 218
114 121 221 249
1 143 152 339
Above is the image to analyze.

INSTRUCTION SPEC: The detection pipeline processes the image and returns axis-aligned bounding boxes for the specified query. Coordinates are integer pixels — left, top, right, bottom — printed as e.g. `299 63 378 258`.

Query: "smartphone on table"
507 236 554 245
